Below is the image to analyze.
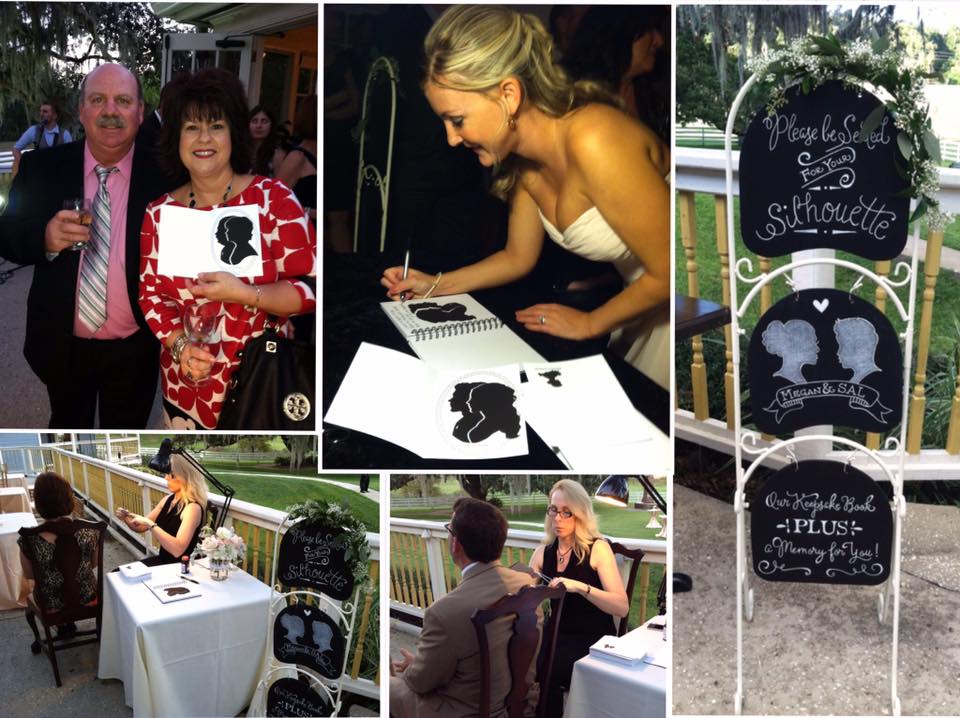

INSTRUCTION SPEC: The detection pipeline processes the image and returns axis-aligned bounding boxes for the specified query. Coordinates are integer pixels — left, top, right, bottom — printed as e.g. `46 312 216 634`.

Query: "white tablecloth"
0 512 37 609
3 473 29 492
0 487 30 513
564 621 668 718
98 561 272 718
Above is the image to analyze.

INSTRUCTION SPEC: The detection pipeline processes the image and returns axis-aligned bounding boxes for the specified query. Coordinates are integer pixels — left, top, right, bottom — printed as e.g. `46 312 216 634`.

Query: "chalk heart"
813 298 830 313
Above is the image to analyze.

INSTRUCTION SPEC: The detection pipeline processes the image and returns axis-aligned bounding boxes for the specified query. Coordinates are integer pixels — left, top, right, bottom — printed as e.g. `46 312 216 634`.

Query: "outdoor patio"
673 484 960 715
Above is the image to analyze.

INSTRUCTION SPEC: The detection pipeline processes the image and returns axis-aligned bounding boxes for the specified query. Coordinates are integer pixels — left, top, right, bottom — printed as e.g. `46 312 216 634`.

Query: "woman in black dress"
529 479 629 717
115 454 207 566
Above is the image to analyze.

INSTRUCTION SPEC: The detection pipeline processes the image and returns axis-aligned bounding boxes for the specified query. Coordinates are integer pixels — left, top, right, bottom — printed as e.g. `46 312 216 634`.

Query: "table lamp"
148 438 235 530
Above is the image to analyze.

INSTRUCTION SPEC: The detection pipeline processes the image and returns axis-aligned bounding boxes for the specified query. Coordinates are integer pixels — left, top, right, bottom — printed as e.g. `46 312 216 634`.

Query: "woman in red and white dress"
139 69 316 429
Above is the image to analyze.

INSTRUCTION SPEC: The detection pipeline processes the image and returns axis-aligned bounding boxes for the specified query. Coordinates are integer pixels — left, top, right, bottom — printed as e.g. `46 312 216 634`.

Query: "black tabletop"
322 252 669 469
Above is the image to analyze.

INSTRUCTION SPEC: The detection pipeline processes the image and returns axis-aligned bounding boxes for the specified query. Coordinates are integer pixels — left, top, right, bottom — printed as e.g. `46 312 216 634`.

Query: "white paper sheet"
324 342 528 459
519 355 662 459
157 203 263 278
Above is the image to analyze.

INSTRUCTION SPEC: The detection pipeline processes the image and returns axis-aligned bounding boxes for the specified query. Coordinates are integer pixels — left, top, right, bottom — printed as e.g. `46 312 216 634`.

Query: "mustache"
97 116 126 129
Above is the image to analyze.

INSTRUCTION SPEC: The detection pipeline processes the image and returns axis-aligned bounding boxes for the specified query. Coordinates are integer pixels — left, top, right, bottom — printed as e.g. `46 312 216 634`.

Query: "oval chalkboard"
751 460 893 585
748 289 902 434
273 603 346 679
740 80 909 260
266 677 332 718
278 521 355 600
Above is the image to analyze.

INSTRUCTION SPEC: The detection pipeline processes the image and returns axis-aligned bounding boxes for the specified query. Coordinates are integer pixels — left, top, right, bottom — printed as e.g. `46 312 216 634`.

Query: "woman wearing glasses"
529 479 629 717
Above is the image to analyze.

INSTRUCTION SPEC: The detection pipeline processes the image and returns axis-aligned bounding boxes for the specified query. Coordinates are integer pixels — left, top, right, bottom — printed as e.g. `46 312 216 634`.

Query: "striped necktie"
77 165 118 332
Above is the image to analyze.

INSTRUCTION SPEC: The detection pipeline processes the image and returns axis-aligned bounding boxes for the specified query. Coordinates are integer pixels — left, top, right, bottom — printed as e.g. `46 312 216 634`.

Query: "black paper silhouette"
751 460 893 585
266 677 332 718
273 604 346 679
539 370 563 387
740 80 909 260
748 289 902 434
410 301 476 323
277 521 355 600
215 215 257 265
164 586 190 596
448 381 522 442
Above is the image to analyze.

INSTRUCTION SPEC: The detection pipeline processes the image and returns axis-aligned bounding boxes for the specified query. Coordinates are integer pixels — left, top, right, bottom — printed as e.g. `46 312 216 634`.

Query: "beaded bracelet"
247 285 262 310
421 272 443 300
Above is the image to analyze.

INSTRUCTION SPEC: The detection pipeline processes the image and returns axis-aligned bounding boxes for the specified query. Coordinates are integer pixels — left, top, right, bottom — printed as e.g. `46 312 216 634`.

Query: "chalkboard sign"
278 521 355 600
274 604 346 679
266 677 332 718
740 80 909 260
751 460 893 585
748 289 902 434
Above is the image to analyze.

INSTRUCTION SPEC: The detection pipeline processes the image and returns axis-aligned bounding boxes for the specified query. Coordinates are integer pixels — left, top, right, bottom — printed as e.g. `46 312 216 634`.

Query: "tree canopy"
0 2 189 132
675 4 960 133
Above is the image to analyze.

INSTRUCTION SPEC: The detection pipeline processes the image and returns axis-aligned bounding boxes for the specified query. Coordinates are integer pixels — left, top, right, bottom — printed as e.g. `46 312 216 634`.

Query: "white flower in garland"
744 34 944 224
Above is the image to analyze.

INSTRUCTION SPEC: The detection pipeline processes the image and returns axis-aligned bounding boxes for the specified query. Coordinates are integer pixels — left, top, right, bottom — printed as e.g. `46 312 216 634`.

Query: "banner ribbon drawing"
764 380 893 424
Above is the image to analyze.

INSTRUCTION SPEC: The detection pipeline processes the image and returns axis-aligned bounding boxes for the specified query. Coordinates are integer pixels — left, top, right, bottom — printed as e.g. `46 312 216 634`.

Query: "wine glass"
62 198 92 251
182 303 219 385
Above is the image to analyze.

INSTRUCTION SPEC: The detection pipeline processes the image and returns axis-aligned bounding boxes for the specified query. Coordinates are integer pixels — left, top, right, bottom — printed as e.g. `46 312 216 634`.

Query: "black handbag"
217 322 315 430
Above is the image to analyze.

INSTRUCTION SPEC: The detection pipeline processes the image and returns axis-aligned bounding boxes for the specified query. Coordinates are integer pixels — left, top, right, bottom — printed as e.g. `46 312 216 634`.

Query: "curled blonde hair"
542 478 601 565
424 5 620 200
169 453 209 512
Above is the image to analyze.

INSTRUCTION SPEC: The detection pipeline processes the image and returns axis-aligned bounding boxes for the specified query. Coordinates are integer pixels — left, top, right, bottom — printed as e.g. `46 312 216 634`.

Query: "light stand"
148 438 234 530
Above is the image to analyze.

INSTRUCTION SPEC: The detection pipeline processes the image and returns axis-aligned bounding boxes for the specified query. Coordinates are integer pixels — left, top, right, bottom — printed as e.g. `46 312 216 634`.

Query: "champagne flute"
62 198 92 250
182 303 219 385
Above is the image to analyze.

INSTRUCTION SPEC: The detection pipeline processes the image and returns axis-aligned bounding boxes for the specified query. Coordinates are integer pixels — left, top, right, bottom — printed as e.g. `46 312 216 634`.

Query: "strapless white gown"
539 206 670 389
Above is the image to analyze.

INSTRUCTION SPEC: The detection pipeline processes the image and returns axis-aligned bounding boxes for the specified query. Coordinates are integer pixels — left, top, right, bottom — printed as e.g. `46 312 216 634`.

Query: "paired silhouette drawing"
762 316 880 385
215 215 257 265
448 381 522 443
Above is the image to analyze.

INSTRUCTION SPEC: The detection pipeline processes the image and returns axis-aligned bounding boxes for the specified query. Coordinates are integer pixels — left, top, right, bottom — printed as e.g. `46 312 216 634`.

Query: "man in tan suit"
390 497 538 718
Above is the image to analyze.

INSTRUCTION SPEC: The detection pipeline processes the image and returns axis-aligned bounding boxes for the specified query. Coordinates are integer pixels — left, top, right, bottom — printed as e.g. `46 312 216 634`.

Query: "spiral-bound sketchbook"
145 578 202 604
381 294 544 369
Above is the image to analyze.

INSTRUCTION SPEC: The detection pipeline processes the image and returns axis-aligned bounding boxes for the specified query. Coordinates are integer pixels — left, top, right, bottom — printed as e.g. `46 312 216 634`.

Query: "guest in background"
563 5 670 141
276 98 318 221
12 100 73 176
249 105 286 176
18 472 92 638
115 454 207 566
529 479 628 718
139 68 317 429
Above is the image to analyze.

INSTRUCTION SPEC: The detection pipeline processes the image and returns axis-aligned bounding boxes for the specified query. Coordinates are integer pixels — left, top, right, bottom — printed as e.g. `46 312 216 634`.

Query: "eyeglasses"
444 522 456 537
547 507 574 519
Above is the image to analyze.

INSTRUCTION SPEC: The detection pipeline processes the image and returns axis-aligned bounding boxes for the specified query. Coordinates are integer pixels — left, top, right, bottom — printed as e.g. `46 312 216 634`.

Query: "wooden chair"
471 583 567 718
609 541 646 636
18 519 107 687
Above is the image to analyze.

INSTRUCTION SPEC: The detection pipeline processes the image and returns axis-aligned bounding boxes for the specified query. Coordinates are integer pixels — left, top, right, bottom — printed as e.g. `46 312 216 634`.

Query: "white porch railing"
389 517 665 624
675 147 960 481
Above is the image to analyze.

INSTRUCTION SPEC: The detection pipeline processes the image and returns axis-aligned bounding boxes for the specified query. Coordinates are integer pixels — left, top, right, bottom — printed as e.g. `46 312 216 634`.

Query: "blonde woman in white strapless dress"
381 6 670 389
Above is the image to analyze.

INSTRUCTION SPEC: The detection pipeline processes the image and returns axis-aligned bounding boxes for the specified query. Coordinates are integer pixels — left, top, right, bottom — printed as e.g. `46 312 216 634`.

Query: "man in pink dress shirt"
0 63 172 428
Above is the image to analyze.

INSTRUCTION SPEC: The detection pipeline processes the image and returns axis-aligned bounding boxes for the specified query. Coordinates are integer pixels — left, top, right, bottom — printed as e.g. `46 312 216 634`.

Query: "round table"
0 512 37 609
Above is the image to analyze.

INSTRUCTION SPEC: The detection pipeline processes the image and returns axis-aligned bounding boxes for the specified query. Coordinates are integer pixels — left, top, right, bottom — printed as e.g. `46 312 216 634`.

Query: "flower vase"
209 558 230 581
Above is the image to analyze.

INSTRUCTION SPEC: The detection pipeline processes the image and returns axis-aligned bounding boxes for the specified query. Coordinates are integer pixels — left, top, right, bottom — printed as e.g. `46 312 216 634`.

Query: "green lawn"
675 191 960 446
202 473 379 532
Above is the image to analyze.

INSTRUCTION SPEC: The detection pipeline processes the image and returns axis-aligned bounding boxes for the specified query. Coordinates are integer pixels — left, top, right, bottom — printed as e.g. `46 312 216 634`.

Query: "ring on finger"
538 314 546 325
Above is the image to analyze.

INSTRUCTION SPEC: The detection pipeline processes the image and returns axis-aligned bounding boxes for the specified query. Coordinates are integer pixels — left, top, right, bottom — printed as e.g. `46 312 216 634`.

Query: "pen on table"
399 249 411 302
181 576 200 585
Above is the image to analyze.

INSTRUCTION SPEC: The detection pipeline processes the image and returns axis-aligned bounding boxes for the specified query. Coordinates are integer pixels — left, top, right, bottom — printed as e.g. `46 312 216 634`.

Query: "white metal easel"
723 73 918 716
